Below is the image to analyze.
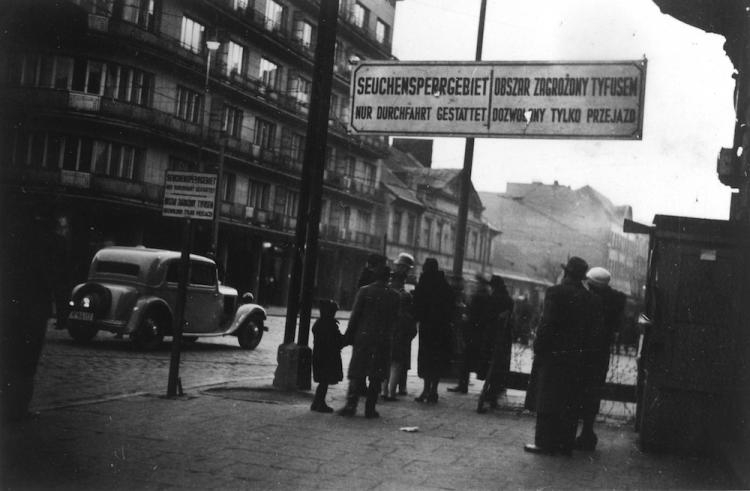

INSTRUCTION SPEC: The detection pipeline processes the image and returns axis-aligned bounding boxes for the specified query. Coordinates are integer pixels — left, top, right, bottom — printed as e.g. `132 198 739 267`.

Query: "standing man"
524 257 593 455
339 264 399 418
576 267 626 450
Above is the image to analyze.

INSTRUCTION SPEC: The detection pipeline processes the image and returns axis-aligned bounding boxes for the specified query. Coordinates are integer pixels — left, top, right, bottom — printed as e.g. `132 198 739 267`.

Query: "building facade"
480 181 648 299
0 0 400 307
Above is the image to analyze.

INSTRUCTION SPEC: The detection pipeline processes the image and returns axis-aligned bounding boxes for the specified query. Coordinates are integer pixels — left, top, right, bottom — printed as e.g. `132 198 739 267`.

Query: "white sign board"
162 171 217 220
350 60 646 139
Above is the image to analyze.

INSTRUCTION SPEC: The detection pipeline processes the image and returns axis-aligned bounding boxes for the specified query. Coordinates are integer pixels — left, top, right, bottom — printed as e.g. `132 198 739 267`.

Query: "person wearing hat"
339 264 399 418
575 267 626 450
381 255 417 401
311 299 344 413
356 253 387 289
524 256 595 456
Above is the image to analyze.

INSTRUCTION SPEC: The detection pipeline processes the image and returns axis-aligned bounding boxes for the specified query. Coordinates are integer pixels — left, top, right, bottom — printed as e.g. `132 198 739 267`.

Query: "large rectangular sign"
350 60 646 139
162 171 217 220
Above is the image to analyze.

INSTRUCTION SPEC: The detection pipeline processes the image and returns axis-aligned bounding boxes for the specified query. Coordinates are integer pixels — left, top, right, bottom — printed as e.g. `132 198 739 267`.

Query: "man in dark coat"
339 265 399 418
476 274 515 412
576 267 626 450
524 256 594 455
356 253 386 289
448 274 489 394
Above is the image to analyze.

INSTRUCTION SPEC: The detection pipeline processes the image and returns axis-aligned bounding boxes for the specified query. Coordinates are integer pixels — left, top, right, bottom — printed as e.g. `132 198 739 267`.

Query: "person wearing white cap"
575 267 626 451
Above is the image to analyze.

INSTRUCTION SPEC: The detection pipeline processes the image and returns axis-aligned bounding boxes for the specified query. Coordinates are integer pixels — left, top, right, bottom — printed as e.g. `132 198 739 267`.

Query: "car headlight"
82 296 93 309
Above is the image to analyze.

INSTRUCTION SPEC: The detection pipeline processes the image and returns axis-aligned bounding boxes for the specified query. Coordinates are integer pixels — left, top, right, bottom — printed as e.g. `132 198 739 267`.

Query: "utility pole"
452 0 487 282
274 0 339 390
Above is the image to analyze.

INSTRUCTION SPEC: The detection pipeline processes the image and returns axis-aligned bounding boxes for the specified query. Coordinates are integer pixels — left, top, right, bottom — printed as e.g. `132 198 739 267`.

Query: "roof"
94 246 213 267
380 166 423 208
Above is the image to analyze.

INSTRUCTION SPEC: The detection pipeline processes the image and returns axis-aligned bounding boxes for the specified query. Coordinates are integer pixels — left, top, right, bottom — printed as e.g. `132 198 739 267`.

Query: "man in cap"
524 256 594 455
576 267 626 451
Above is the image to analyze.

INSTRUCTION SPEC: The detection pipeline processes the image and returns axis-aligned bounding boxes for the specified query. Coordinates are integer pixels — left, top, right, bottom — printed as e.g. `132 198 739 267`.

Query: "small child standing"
311 299 344 413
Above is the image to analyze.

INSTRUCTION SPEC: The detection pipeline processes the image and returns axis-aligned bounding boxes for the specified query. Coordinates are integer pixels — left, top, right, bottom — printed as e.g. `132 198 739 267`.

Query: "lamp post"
204 40 221 257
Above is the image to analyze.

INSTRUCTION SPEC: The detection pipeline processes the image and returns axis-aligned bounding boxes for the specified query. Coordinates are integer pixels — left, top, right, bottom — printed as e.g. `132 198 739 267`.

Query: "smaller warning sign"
162 171 217 221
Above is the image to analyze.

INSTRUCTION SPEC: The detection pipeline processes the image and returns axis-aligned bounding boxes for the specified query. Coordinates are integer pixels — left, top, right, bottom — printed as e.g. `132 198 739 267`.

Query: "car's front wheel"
237 318 263 350
68 322 98 343
132 310 166 350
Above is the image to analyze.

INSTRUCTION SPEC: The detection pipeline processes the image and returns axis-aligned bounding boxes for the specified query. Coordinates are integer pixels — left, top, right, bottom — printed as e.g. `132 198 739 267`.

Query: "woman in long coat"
413 258 454 403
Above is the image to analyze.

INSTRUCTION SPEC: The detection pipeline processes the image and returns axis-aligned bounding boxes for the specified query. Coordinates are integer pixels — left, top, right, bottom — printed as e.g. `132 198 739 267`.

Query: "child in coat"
311 299 344 413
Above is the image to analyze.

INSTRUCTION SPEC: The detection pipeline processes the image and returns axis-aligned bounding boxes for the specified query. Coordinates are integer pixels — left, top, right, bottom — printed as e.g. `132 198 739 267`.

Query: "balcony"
0 167 163 205
320 224 383 250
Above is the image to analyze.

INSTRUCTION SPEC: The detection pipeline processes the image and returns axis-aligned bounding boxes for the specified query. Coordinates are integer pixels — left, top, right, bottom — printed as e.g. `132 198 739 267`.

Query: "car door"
184 261 223 333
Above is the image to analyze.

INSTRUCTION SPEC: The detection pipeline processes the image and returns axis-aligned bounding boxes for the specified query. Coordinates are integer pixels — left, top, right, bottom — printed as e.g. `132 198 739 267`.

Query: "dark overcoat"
413 270 454 379
524 277 592 414
581 285 625 412
312 317 344 384
344 281 399 381
390 286 417 367
476 289 515 381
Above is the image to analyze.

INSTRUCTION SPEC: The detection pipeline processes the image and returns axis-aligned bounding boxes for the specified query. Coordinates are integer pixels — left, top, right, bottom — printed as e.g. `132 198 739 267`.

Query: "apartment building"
0 0 398 306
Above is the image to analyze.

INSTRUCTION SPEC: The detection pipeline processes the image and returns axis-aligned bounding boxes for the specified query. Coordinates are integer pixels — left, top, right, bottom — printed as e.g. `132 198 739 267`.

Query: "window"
264 0 286 32
222 104 243 138
190 262 217 286
180 16 205 54
362 162 376 187
375 19 388 44
392 211 402 243
175 86 202 123
221 172 236 202
54 57 73 89
434 222 442 252
359 210 372 233
329 93 339 120
254 118 276 150
247 180 270 210
105 65 153 106
422 217 433 249
259 58 279 89
233 0 248 11
290 133 305 164
227 41 244 76
294 19 313 48
406 213 416 244
276 188 299 217
121 0 155 31
289 76 311 106
352 2 368 28
470 231 479 259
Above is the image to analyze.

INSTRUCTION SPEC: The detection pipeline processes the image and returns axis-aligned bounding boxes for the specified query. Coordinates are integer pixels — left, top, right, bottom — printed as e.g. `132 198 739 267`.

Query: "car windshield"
95 260 140 276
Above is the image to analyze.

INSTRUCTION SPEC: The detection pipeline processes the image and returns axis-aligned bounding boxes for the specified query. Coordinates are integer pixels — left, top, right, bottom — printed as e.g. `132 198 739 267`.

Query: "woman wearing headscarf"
412 258 455 403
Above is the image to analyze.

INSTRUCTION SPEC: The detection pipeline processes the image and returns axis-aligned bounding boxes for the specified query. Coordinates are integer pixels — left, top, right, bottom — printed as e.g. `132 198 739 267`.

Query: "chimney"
392 138 433 168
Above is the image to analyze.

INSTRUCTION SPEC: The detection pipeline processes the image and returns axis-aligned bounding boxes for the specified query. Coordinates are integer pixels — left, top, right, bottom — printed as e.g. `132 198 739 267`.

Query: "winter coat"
524 277 593 414
312 317 344 384
476 289 515 381
413 270 455 379
581 285 625 411
344 280 400 381
390 286 417 367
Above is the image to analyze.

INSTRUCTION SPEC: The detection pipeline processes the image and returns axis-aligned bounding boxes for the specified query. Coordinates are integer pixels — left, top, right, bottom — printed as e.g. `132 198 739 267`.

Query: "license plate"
69 311 94 321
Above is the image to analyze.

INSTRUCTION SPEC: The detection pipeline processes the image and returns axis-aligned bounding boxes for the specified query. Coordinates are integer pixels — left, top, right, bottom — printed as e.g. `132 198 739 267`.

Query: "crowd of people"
310 253 626 457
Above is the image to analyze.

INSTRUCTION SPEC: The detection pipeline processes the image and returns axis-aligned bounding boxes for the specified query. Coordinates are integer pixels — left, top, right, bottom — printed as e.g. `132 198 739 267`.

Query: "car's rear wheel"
237 318 263 350
132 310 165 350
68 322 98 343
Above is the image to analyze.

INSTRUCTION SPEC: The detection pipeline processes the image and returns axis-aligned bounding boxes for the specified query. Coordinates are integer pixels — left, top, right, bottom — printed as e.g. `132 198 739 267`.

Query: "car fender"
227 303 267 334
125 296 173 334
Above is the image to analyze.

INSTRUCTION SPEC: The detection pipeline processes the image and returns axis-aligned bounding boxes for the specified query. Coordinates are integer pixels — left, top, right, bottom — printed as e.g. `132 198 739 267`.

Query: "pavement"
0 311 743 490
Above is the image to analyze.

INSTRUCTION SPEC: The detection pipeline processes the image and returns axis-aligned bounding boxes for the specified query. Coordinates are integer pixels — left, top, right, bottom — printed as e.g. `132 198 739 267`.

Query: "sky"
390 0 737 223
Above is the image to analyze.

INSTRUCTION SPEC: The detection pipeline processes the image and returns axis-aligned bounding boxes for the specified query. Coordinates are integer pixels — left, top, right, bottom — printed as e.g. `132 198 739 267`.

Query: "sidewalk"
1 374 737 490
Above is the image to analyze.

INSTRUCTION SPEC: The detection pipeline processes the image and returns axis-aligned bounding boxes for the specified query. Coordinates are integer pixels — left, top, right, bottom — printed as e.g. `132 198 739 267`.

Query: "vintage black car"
66 247 266 350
